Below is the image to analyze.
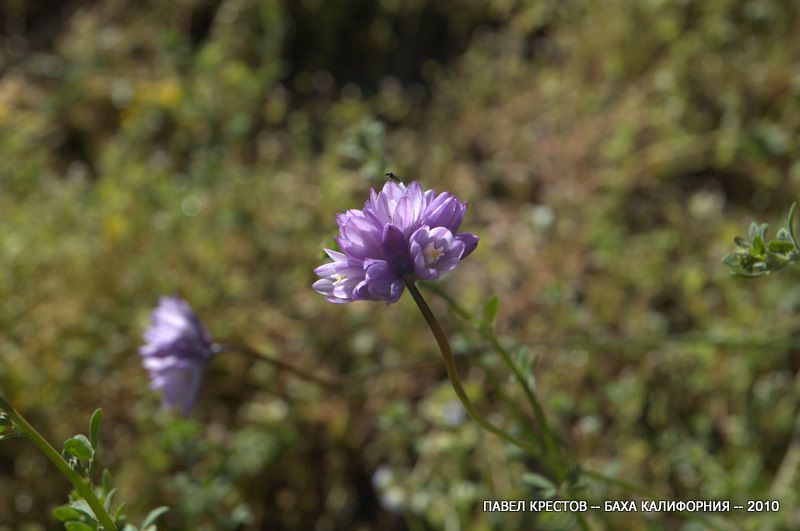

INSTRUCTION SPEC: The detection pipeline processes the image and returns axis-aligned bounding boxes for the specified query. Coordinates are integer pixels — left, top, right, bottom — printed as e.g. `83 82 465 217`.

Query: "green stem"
0 395 118 530
485 331 563 468
421 282 563 472
220 343 441 390
423 282 800 351
404 281 540 456
218 343 341 388
424 284 554 436
424 283 737 528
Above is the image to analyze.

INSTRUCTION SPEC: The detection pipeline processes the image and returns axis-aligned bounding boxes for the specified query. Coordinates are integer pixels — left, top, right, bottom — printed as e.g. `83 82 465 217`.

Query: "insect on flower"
385 171 402 184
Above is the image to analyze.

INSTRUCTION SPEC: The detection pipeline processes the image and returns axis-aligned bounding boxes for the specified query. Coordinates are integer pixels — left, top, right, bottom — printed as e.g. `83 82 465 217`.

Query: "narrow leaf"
102 468 113 494
484 295 499 323
141 506 169 528
104 488 117 511
89 409 103 450
114 501 129 524
732 271 767 278
788 202 797 245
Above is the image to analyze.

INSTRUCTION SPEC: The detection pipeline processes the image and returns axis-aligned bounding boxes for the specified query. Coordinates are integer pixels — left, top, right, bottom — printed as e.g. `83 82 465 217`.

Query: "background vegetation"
2 0 800 529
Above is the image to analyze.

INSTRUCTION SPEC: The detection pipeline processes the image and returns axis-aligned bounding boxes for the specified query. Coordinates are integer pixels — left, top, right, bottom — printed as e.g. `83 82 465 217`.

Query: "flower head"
140 297 214 416
314 181 479 303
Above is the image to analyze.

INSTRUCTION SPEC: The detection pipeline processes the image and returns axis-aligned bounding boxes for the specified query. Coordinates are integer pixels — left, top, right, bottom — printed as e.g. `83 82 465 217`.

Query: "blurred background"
2 0 800 529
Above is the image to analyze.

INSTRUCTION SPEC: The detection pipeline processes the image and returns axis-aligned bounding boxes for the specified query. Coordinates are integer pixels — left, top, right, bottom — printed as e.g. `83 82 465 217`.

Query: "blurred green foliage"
2 0 800 529
723 203 800 277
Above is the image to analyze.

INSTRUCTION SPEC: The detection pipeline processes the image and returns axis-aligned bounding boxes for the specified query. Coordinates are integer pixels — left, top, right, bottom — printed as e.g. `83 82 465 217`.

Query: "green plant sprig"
0 396 168 530
723 203 800 277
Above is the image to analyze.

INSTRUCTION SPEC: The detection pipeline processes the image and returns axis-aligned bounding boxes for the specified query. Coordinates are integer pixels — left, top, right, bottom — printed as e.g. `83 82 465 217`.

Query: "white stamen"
423 244 443 265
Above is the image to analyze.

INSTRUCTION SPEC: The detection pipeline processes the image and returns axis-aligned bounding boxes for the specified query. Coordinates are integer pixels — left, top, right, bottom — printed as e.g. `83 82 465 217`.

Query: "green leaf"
788 202 797 244
65 522 95 531
732 271 767 278
122 525 138 531
748 222 758 241
768 240 795 253
89 409 103 450
514 346 537 390
69 498 96 518
752 235 766 256
64 435 94 462
522 472 557 499
102 468 113 494
104 488 117 511
733 236 750 249
721 254 739 267
53 506 84 522
114 501 129 524
484 295 499 323
0 432 25 442
141 506 169 528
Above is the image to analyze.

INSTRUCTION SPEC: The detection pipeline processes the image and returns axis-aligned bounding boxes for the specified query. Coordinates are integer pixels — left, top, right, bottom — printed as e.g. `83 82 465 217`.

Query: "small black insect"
385 171 402 184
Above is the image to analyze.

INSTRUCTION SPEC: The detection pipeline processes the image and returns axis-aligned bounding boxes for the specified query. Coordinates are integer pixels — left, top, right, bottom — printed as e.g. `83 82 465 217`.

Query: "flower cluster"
139 297 214 416
314 181 479 304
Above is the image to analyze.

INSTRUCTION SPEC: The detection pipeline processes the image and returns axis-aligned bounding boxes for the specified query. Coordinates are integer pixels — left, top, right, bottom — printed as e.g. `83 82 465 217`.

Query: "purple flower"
314 181 479 304
140 297 214 416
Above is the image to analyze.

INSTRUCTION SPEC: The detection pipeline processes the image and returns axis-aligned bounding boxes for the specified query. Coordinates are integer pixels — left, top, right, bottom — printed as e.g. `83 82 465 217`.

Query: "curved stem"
404 281 541 456
217 343 341 388
219 343 442 390
419 283 561 467
0 395 117 530
423 283 729 515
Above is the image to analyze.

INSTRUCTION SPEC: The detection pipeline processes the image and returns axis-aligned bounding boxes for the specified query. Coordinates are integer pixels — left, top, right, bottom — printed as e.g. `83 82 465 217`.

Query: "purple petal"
364 259 405 303
313 254 366 303
140 297 213 416
409 226 466 280
423 192 467 232
455 232 479 258
315 181 477 304
381 224 413 276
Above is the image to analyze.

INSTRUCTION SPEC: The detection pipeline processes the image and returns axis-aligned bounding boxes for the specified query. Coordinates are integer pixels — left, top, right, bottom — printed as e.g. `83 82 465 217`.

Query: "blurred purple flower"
140 297 214 416
314 181 479 304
